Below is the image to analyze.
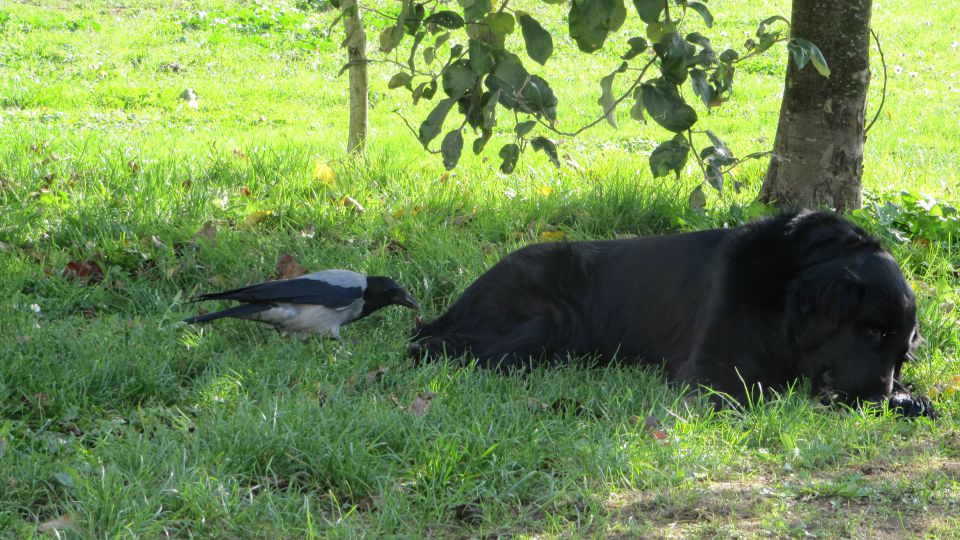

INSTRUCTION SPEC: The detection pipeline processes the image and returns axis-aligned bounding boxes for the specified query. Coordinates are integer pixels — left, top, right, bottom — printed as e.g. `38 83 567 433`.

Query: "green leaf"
598 62 627 128
649 134 689 178
460 0 492 22
685 2 712 27
569 0 625 53
517 12 553 65
418 98 455 146
609 0 627 33
705 130 733 159
622 36 648 60
442 59 478 99
485 50 528 110
689 68 711 106
718 48 738 63
499 143 520 174
441 129 464 170
470 12 515 48
379 24 405 53
685 32 711 50
688 184 706 209
520 75 558 122
645 20 676 43
786 40 808 70
757 15 789 37
515 120 537 137
482 89 499 130
473 129 493 154
469 38 495 74
531 136 560 167
404 3 425 35
632 0 664 24
423 46 435 64
422 79 438 100
388 72 413 89
424 11 465 29
412 81 428 104
790 38 831 77
654 32 695 84
640 77 698 132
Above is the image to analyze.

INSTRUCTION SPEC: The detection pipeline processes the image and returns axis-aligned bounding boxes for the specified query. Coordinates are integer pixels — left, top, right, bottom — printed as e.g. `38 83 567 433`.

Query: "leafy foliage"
857 191 960 242
350 0 829 200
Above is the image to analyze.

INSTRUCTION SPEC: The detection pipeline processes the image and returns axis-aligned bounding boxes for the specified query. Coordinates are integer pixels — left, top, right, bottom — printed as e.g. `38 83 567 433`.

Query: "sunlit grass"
0 0 958 537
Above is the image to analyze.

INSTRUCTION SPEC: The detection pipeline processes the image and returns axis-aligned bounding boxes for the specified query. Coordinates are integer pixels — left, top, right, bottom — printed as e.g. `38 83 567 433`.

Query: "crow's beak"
395 289 420 310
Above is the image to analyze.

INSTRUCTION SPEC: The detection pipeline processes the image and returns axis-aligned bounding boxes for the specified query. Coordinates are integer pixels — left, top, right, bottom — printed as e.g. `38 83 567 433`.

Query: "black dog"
410 210 934 417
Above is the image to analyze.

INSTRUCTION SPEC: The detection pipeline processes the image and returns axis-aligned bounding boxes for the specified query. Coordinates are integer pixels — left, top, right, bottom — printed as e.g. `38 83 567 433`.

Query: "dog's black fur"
410 210 934 417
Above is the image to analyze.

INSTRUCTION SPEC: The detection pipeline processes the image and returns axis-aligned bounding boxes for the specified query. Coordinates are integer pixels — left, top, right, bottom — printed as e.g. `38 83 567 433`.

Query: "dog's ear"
785 261 863 349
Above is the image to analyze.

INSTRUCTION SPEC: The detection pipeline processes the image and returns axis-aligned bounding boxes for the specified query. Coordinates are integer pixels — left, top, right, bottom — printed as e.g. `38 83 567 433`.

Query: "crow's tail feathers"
183 303 270 324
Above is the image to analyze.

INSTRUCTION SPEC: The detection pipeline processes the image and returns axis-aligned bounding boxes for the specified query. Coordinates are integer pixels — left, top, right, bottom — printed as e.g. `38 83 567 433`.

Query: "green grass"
1 0 959 537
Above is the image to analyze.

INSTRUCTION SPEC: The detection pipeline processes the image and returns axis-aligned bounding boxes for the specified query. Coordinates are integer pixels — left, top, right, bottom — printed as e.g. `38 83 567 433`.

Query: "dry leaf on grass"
366 366 389 383
929 374 960 399
315 161 336 186
411 392 436 416
339 196 365 213
239 210 273 230
539 230 567 242
385 239 408 255
63 259 104 284
38 514 73 533
274 254 307 280
192 221 218 249
641 415 670 444
352 494 382 512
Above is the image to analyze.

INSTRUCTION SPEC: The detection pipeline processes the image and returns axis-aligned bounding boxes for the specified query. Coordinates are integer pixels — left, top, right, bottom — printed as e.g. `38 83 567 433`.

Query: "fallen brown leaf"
63 260 104 284
353 494 382 512
411 392 436 416
274 254 307 280
315 162 336 186
239 210 273 230
340 196 365 213
385 239 408 254
366 366 389 383
192 221 218 249
643 415 670 444
38 514 73 533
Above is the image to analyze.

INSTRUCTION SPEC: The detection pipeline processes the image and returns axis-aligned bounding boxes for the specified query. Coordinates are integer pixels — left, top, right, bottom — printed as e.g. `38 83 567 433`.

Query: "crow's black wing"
183 303 272 324
196 277 362 308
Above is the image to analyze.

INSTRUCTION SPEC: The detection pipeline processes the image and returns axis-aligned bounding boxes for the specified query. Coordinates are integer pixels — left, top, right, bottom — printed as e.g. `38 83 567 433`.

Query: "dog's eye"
863 326 887 345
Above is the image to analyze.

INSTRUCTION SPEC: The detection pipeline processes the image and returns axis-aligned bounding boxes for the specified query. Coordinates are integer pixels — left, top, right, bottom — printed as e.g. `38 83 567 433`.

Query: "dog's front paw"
888 392 937 419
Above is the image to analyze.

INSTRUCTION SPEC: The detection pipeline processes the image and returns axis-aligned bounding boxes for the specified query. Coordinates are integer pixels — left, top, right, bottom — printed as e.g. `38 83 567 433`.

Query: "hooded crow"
184 270 419 338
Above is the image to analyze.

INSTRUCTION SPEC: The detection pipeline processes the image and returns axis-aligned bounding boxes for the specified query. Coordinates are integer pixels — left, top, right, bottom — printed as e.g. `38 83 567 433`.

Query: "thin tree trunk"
343 0 367 154
759 0 872 211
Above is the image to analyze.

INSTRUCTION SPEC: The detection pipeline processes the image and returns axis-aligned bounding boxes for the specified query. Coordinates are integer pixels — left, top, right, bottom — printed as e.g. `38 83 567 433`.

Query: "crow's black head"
362 276 420 317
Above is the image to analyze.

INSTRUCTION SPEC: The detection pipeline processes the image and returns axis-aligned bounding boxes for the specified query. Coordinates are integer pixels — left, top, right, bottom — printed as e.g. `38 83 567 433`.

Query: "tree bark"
343 0 368 154
758 0 872 211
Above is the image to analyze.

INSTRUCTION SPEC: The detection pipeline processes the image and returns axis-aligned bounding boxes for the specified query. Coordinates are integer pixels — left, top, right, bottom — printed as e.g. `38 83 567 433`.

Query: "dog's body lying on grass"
410 210 935 417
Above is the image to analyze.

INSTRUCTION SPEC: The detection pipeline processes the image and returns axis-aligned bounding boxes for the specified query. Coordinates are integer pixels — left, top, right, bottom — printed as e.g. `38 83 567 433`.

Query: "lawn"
0 0 959 537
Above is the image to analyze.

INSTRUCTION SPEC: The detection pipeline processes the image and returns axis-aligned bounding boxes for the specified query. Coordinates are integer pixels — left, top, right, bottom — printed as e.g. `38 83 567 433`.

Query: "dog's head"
786 249 921 405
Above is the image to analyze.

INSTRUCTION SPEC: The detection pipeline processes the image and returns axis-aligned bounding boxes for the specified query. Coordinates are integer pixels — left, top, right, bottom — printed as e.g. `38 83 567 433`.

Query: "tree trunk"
343 0 367 154
758 0 872 211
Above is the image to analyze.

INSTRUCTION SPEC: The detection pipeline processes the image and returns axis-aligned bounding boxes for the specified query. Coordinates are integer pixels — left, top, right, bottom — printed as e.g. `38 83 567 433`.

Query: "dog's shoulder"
733 210 882 261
